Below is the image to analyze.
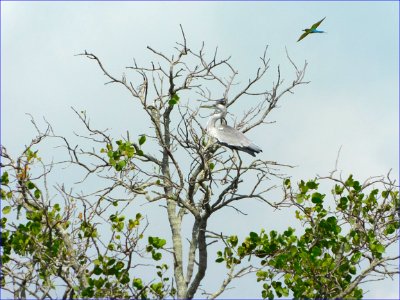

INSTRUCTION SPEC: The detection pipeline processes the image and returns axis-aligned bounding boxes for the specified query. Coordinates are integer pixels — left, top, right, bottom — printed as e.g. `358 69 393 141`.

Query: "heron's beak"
200 105 215 109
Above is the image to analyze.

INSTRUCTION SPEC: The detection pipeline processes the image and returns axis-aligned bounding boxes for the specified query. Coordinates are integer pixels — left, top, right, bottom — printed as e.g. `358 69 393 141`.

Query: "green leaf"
34 189 41 199
351 251 362 263
284 227 294 237
349 265 357 274
249 232 259 242
82 287 94 298
93 266 102 275
296 194 304 204
311 192 324 204
2 206 11 214
107 258 116 266
353 180 361 191
139 135 146 145
334 184 344 195
1 172 9 185
284 178 291 187
384 224 396 235
168 93 180 106
128 219 139 230
152 251 162 261
228 235 238 247
94 277 105 289
133 278 143 289
311 246 322 257
149 236 166 249
115 160 126 171
338 196 348 210
115 261 124 270
345 175 354 187
375 243 385 254
306 181 318 189
26 181 35 189
120 273 130 284
354 288 363 298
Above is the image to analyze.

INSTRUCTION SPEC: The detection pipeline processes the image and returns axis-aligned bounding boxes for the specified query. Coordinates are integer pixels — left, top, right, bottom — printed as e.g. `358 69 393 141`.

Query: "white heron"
201 99 262 157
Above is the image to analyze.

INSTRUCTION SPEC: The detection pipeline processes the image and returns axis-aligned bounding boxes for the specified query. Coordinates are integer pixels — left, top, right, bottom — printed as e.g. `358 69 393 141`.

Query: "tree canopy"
1 29 398 299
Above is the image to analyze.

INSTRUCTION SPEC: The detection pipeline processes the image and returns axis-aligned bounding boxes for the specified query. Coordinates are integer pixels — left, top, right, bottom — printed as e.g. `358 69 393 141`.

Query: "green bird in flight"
297 17 326 42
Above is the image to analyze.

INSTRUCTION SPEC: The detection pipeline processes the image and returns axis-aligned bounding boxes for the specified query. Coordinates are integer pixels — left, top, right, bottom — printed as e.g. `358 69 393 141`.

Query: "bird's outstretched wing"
310 17 326 30
297 17 326 42
297 31 310 42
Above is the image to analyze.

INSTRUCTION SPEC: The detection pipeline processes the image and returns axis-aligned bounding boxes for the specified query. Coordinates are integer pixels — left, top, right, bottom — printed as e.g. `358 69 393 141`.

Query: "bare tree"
1 27 308 299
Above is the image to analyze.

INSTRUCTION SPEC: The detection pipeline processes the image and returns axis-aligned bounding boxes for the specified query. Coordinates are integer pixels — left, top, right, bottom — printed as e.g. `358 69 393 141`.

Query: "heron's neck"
207 113 224 131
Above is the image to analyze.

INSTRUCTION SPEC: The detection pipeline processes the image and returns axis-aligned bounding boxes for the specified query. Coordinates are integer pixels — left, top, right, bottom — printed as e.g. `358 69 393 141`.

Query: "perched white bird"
202 99 262 157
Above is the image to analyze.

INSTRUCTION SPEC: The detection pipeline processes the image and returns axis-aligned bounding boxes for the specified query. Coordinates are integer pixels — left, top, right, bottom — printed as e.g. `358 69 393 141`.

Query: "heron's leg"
232 150 243 170
237 152 243 169
231 149 238 164
222 151 237 184
231 150 243 172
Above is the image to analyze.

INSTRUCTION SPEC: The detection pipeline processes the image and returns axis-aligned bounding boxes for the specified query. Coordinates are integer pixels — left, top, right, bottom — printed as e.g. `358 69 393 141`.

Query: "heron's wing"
214 125 253 147
310 17 325 30
297 31 310 42
216 125 262 151
210 125 262 156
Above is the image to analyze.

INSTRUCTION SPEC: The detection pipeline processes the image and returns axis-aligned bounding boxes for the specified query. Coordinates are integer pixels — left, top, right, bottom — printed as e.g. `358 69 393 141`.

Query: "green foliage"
79 221 98 238
130 264 175 299
216 175 399 299
147 236 167 261
25 148 39 162
1 144 176 300
139 135 147 146
2 205 11 214
110 213 126 232
86 255 131 298
101 140 135 171
1 171 12 200
78 225 172 299
1 194 68 281
128 213 142 230
85 252 174 299
1 171 9 185
168 93 180 106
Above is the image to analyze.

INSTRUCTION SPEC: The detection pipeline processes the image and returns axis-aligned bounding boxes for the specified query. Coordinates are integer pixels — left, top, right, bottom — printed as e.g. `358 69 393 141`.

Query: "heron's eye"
216 99 226 105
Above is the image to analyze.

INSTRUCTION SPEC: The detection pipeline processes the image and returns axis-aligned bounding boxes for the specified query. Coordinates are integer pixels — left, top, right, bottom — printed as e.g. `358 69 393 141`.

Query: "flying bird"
202 99 262 157
297 17 326 42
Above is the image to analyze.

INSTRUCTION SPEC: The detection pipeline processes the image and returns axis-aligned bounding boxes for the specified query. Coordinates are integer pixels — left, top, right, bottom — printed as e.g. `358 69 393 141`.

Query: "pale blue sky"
1 1 399 298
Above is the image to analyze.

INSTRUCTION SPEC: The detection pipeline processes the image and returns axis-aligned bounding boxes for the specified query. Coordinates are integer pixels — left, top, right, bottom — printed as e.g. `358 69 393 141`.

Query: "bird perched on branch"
297 17 326 42
201 99 262 157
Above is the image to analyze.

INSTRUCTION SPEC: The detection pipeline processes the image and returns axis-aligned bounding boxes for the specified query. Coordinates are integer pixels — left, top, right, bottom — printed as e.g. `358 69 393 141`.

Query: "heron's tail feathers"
243 143 262 157
249 143 262 153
